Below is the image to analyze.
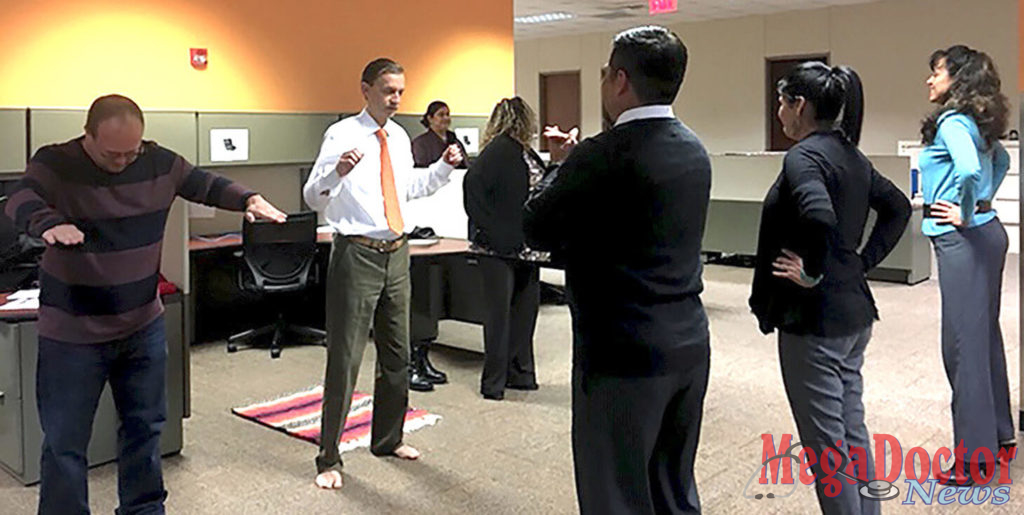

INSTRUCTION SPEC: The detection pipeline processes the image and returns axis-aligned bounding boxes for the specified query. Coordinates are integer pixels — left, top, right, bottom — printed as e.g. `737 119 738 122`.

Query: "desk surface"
188 234 471 256
0 292 37 320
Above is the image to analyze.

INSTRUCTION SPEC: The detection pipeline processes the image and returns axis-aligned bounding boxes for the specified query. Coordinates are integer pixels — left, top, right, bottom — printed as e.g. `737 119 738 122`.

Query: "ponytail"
832 66 864 146
777 62 865 146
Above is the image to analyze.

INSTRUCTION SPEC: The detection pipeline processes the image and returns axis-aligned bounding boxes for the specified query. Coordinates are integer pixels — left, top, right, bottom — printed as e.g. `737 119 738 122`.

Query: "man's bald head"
85 94 144 136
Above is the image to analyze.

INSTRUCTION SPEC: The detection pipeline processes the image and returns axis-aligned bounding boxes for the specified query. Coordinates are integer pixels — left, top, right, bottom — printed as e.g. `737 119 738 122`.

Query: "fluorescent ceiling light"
515 12 575 24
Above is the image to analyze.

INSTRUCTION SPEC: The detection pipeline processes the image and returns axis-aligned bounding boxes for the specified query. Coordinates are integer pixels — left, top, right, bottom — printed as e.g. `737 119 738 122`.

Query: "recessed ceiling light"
515 11 575 24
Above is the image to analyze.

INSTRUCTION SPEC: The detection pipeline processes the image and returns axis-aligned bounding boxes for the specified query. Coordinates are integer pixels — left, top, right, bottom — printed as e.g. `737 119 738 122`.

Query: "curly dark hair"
921 45 1008 146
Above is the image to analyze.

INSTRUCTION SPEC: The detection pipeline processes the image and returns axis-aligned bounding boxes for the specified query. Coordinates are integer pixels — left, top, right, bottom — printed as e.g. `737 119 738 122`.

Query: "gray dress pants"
932 218 1014 464
779 326 880 515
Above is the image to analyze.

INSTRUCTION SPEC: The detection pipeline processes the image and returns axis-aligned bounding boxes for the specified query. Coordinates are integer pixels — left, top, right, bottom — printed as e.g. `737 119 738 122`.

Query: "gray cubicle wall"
29 109 198 163
0 297 184 485
0 109 27 174
197 112 338 167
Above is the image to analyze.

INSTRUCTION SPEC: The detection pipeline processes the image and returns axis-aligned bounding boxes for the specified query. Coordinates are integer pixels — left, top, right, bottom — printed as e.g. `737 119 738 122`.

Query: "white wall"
515 0 1019 155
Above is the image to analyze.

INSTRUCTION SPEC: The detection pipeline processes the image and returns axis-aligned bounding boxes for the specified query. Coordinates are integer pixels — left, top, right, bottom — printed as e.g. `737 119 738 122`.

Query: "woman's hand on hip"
772 249 821 288
930 199 964 226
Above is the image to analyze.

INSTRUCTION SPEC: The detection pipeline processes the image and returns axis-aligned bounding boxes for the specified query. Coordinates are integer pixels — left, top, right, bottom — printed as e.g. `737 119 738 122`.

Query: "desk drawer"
444 255 485 324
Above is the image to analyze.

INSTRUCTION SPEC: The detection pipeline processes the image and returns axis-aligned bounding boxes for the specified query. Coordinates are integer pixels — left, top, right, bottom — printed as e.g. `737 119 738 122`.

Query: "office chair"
226 210 326 358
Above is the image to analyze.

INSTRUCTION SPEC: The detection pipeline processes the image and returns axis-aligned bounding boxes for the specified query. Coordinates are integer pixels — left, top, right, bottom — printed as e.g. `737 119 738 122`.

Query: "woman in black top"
464 97 548 400
411 100 467 168
749 63 910 514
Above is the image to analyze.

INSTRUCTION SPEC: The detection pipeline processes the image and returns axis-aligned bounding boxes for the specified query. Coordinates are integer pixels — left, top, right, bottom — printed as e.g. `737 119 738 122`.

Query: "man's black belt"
923 200 992 218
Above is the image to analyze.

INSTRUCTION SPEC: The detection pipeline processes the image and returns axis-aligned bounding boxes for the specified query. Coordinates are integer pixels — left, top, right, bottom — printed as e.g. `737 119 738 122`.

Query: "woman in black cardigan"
749 63 910 513
464 97 548 400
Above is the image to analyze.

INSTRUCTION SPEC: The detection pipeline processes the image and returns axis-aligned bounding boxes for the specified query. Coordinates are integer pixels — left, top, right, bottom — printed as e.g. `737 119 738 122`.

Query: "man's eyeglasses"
100 146 144 161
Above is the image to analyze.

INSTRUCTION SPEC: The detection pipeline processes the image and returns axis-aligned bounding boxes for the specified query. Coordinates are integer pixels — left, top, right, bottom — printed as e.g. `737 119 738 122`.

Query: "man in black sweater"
524 26 711 514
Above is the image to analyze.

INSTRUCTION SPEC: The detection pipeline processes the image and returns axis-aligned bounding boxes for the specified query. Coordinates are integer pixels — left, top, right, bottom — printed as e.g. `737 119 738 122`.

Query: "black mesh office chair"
226 211 326 358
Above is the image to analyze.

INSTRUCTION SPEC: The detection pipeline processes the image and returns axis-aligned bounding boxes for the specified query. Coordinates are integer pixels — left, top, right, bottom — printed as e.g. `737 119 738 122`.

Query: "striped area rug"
231 386 440 453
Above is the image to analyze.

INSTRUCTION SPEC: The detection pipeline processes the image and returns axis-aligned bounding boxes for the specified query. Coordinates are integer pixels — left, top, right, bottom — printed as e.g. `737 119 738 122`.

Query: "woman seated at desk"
463 97 547 400
412 100 467 168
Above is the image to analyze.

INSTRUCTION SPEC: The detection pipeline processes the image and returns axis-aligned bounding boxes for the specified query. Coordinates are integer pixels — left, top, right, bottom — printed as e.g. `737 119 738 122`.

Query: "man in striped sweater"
5 94 286 515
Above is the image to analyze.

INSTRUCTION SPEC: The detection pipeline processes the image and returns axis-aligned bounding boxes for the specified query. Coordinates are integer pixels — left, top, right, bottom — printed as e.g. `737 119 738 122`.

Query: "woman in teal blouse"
920 44 1013 486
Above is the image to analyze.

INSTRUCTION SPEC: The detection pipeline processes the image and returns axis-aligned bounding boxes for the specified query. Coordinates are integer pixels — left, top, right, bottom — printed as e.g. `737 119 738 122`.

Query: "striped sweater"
5 137 255 343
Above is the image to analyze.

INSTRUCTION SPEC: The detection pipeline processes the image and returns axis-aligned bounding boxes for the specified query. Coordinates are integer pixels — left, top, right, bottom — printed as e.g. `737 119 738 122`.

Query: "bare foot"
314 470 343 489
393 444 420 460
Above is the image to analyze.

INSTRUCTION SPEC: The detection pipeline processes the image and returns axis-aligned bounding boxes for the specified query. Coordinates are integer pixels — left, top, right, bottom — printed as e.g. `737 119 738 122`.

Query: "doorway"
539 71 581 163
766 55 830 151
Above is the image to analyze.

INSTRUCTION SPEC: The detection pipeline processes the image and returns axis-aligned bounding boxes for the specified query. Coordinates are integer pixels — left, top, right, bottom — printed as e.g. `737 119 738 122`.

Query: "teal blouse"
919 111 1010 237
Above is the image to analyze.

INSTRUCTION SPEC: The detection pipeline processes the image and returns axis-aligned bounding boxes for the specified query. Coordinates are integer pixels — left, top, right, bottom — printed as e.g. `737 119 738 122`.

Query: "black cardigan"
748 131 911 337
463 133 544 256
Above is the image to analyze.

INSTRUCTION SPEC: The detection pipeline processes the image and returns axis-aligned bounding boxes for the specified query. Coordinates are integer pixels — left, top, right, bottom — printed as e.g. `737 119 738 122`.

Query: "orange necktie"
375 128 404 235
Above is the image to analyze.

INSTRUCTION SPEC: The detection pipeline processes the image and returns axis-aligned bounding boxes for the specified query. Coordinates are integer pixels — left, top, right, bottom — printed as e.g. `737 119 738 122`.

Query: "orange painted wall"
0 0 513 114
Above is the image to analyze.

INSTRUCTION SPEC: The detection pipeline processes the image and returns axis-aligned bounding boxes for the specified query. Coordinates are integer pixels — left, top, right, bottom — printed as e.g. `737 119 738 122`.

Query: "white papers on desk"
316 225 335 234
408 238 439 246
1 288 39 311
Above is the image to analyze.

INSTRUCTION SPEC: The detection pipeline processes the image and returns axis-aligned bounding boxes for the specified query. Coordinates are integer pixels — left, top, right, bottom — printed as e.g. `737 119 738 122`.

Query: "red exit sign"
649 0 678 15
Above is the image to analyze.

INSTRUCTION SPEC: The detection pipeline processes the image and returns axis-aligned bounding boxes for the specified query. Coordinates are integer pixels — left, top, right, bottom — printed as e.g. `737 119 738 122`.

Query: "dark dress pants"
316 236 411 473
479 255 540 397
572 340 710 514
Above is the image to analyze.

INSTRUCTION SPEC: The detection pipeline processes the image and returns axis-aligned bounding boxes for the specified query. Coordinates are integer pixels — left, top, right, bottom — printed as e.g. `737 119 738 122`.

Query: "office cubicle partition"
197 112 337 167
0 109 26 175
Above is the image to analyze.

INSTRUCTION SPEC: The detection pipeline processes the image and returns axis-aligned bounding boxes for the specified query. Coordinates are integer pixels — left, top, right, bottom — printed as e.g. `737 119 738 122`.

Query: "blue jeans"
37 316 168 515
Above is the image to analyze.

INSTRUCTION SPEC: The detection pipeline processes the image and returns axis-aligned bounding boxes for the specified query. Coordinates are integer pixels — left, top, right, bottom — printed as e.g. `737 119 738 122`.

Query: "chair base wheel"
271 348 282 359
227 344 238 353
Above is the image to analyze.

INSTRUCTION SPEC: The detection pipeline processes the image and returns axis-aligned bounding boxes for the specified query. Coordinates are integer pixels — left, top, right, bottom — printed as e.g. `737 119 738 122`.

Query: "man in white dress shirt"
303 58 462 489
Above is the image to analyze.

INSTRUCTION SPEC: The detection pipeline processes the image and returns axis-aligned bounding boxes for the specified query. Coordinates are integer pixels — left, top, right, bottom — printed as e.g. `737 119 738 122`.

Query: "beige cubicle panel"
865 155 930 284
197 112 337 167
0 109 27 174
703 153 928 284
29 109 198 163
187 164 304 237
703 153 781 256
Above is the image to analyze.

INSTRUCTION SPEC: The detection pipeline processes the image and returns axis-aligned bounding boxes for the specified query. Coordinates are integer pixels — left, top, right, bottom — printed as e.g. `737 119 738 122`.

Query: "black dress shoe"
409 369 434 392
999 442 1016 466
482 391 504 401
935 462 990 486
505 381 539 391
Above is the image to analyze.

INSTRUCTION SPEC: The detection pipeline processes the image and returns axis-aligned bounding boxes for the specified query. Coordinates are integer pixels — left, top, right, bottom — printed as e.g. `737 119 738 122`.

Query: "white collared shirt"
303 109 454 240
614 104 675 127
